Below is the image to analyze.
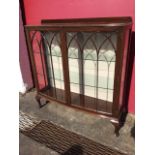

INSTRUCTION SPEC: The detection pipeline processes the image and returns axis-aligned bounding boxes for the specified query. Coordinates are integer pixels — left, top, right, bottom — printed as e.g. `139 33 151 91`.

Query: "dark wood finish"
112 30 126 118
121 28 132 112
25 17 132 133
38 90 114 119
41 17 132 27
60 32 71 105
25 29 40 91
25 26 129 33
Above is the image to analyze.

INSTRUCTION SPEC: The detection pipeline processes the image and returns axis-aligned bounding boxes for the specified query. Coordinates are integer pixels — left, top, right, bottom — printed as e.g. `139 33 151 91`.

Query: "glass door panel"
30 31 65 102
67 32 117 113
67 33 81 106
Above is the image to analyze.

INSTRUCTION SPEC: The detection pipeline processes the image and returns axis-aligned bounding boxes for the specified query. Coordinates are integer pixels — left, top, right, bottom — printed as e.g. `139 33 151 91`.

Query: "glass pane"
98 61 108 89
55 80 64 90
67 33 81 106
98 88 107 100
67 32 117 112
108 61 115 90
103 50 115 62
84 60 96 87
69 59 79 84
83 34 97 104
52 56 64 82
84 86 96 98
31 31 47 90
108 89 113 102
43 32 65 101
97 33 116 103
70 83 80 94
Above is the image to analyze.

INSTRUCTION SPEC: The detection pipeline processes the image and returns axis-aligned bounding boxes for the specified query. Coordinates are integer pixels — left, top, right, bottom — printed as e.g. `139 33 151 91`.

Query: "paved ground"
19 91 135 155
20 133 59 155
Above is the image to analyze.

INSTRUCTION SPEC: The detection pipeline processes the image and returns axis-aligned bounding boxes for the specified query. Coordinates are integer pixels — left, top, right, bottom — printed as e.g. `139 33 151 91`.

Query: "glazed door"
67 32 117 114
25 29 66 103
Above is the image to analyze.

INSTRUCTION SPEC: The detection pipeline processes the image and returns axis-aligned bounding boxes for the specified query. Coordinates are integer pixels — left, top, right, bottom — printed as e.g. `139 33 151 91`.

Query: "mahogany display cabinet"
25 17 132 133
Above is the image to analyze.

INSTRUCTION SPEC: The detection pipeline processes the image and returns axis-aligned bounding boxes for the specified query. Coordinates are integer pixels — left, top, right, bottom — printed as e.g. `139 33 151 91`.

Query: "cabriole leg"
111 121 121 136
35 95 42 108
35 95 49 108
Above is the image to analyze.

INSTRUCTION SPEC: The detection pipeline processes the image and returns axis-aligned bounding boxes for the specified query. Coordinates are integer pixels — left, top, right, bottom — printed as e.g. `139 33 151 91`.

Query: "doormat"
20 111 127 155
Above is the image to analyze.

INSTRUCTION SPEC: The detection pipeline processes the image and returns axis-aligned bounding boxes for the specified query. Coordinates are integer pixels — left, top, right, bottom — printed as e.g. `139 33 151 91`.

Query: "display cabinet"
25 17 132 133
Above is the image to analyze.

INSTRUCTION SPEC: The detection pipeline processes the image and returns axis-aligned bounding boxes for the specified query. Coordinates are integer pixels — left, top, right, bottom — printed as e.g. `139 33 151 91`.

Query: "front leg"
111 110 128 136
111 120 120 136
35 95 42 108
35 95 49 108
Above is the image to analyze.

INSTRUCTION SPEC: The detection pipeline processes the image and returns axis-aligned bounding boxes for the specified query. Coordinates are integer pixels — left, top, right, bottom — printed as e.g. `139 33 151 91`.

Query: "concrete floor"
19 91 135 155
20 133 59 155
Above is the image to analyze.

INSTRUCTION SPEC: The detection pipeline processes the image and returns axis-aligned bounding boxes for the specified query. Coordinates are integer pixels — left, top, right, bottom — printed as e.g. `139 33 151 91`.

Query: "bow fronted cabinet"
25 17 132 134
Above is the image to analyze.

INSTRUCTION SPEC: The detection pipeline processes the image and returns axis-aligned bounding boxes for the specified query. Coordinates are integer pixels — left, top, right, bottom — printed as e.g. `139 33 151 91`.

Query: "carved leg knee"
111 121 121 136
35 95 42 108
35 95 49 108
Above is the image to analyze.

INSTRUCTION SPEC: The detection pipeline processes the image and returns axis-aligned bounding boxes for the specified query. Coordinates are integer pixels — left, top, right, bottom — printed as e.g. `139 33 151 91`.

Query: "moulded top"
41 17 132 27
